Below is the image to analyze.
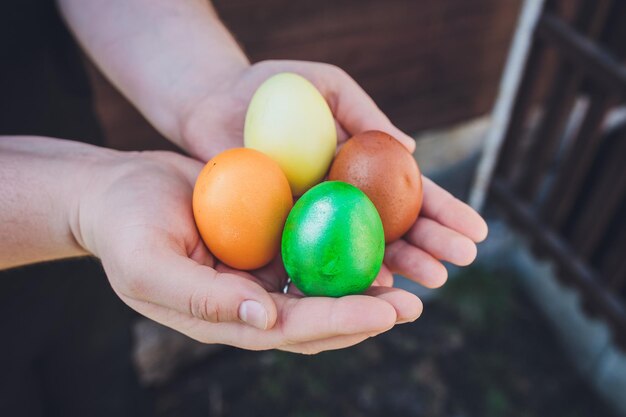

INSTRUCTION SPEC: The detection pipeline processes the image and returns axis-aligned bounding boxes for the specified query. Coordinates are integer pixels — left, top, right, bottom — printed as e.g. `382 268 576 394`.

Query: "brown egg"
328 130 423 242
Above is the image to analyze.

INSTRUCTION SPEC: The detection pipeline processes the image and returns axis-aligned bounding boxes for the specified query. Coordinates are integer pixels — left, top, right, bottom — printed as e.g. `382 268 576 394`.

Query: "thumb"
120 249 278 330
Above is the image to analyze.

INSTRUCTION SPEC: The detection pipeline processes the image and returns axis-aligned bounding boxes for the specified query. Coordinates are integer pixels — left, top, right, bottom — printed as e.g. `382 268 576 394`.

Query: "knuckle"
189 289 221 323
325 63 347 78
384 241 405 266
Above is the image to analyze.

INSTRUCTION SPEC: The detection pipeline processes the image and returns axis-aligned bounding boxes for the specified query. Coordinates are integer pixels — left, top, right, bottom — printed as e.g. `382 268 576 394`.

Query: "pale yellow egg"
244 72 337 196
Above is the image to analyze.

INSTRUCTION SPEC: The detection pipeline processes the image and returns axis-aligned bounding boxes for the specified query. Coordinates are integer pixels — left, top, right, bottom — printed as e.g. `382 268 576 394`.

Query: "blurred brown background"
87 0 521 151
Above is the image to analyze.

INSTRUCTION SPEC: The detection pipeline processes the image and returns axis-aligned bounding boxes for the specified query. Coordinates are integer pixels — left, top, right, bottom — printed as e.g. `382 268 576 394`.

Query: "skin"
0 0 488 354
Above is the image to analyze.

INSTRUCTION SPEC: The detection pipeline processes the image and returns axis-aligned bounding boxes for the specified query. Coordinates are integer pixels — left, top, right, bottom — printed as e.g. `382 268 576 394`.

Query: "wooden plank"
540 91 615 229
513 0 613 201
495 39 547 180
568 129 626 259
596 1 626 61
536 13 626 96
238 5 514 55
217 0 513 45
513 68 582 202
600 216 626 290
574 0 614 36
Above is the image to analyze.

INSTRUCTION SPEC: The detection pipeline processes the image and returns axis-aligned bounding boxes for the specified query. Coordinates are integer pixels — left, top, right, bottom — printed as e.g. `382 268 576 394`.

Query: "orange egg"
192 148 293 270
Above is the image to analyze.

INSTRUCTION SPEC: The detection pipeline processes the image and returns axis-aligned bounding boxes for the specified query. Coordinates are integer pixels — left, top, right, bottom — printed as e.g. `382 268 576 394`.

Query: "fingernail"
238 300 268 330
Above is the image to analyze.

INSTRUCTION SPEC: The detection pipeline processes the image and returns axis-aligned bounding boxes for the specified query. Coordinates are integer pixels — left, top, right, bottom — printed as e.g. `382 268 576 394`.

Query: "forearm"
0 136 116 269
58 0 249 145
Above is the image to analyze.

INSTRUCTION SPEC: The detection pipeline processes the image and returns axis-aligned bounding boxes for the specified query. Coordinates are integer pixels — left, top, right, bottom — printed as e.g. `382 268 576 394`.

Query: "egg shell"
192 148 293 270
244 72 337 196
282 181 385 297
328 130 423 242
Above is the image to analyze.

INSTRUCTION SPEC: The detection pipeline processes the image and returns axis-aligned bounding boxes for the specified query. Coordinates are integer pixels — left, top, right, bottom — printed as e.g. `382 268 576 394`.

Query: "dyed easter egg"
244 72 337 195
193 148 293 270
281 181 384 297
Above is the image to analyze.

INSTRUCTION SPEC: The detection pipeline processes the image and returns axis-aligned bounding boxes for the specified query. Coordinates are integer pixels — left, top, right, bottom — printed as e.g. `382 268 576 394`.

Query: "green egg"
281 181 385 297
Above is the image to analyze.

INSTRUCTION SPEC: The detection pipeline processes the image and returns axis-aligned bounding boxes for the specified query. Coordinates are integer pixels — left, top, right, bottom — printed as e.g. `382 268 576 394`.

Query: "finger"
421 177 488 243
122 291 397 351
280 333 376 354
335 119 350 144
384 239 448 288
147 151 205 184
275 293 397 340
405 217 478 266
318 66 416 153
282 288 422 355
120 247 277 330
375 264 394 287
136 291 381 354
210 292 397 348
364 286 423 323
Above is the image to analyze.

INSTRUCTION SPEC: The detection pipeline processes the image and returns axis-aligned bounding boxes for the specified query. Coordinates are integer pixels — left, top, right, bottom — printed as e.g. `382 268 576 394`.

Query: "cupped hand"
75 150 422 354
180 60 488 290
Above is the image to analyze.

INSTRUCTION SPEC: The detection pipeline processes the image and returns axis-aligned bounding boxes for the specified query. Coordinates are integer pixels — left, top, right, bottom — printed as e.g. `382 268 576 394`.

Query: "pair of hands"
80 61 487 354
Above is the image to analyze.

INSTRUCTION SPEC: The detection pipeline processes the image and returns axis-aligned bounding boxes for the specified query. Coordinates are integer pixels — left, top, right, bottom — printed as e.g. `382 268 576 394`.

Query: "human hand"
180 60 488 290
75 150 422 353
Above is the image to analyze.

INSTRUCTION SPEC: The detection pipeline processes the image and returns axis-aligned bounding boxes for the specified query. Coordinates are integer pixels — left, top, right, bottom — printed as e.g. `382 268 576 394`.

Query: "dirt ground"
152 268 618 417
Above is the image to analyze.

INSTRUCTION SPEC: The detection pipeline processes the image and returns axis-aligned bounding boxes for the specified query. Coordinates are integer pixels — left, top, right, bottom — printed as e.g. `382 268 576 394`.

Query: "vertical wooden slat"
494 39 547 180
513 0 613 202
539 90 616 229
602 221 626 290
598 1 626 61
611 260 626 292
594 188 626 291
568 132 626 259
513 68 583 201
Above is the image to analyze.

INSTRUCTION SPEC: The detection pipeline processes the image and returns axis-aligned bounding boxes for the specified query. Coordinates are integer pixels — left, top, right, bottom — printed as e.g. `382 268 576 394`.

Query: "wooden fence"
488 0 626 347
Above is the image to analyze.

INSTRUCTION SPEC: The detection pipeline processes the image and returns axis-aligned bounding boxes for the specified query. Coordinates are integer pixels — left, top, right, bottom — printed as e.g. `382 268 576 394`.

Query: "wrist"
68 145 131 258
0 136 125 267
